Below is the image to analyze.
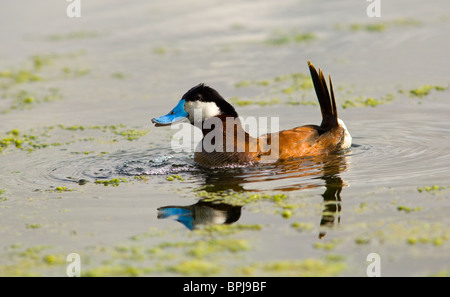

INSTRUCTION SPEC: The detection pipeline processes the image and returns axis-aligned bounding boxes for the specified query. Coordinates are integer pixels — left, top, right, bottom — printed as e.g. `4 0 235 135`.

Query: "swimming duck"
152 61 351 167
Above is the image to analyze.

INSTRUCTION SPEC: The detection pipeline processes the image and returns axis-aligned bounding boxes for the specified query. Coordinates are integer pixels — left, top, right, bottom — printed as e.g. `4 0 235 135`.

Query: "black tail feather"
308 61 338 129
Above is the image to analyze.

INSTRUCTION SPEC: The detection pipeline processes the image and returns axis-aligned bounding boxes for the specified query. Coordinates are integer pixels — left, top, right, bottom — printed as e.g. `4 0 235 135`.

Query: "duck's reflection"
158 201 242 230
158 153 348 238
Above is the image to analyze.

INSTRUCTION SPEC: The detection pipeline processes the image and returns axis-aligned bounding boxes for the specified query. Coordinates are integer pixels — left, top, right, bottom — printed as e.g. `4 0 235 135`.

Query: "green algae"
397 205 423 213
0 128 60 153
55 186 73 193
418 185 449 194
82 265 150 277
1 123 149 154
196 190 288 207
233 72 315 107
95 178 128 187
313 239 342 251
0 69 42 87
168 259 221 276
341 93 395 109
0 245 68 277
230 97 280 107
344 18 422 33
25 223 42 229
240 258 346 277
61 67 91 78
0 51 87 89
291 222 314 232
408 85 447 98
265 30 316 45
194 224 262 236
166 175 185 181
152 46 167 55
48 30 100 42
112 72 127 79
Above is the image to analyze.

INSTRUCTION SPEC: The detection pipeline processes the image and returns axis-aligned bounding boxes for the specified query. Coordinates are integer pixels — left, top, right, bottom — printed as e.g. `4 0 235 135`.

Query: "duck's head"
151 84 238 127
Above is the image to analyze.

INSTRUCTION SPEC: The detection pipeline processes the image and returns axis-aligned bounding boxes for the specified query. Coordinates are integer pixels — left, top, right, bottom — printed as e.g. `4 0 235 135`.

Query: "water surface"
0 0 449 276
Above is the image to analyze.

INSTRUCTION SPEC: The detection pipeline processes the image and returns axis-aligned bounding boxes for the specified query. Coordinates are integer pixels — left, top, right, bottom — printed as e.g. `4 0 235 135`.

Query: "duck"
151 61 352 167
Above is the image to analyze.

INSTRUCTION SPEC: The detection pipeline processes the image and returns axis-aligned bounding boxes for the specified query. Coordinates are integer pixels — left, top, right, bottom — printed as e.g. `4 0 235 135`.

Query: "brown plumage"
152 61 352 168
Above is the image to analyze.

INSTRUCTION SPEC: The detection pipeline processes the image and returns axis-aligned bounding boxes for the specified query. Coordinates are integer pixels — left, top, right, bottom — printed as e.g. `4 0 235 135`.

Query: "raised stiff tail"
308 61 338 130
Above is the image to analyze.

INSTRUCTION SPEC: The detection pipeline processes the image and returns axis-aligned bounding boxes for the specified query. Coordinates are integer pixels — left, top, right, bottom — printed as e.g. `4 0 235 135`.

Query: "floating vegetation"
313 239 342 251
265 30 316 45
291 222 314 232
0 123 149 154
1 88 62 114
196 190 288 207
233 72 316 106
166 175 185 181
60 67 91 78
338 18 422 32
240 258 346 277
194 224 262 236
168 259 221 276
111 72 127 79
0 128 58 153
407 236 448 247
152 46 167 55
54 186 73 193
0 69 42 86
94 178 128 187
341 93 395 109
25 223 42 229
417 185 449 194
407 85 447 98
58 124 150 141
230 97 280 107
397 205 423 213
47 30 100 42
0 245 67 276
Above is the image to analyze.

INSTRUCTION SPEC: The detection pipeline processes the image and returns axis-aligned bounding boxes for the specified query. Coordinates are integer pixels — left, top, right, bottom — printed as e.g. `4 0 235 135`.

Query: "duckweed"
196 190 288 207
25 223 42 229
344 18 422 32
397 205 423 213
48 30 100 41
244 258 346 277
169 259 221 276
82 265 150 277
418 185 449 194
194 224 262 236
291 222 314 231
409 85 447 98
152 46 167 55
265 30 316 45
94 178 128 187
55 186 73 193
313 239 342 251
281 209 292 219
1 88 62 114
187 239 251 258
166 175 185 181
407 236 448 246
341 94 395 109
233 72 320 107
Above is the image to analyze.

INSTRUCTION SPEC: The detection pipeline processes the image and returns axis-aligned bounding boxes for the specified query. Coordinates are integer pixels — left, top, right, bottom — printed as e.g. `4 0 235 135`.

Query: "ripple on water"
8 112 450 193
343 117 450 187
45 148 199 184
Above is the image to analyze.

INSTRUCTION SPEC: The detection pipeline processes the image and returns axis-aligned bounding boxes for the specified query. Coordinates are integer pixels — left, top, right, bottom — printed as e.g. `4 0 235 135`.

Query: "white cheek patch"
184 101 221 123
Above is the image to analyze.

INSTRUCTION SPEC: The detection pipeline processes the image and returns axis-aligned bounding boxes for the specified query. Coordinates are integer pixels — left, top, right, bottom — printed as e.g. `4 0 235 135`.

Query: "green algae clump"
95 178 128 187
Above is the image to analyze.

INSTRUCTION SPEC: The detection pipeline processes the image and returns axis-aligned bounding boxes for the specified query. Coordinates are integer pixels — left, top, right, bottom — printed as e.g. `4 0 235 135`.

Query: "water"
0 0 449 276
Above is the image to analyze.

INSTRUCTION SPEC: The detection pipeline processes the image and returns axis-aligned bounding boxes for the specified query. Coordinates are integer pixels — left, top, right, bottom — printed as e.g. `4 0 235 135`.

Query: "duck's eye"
169 111 175 115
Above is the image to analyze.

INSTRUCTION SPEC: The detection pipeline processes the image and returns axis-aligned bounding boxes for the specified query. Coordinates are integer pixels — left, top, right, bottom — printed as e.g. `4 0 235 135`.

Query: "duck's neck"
200 115 241 137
